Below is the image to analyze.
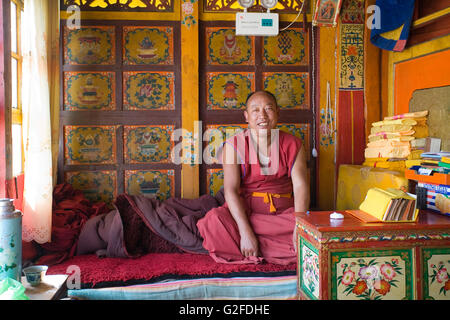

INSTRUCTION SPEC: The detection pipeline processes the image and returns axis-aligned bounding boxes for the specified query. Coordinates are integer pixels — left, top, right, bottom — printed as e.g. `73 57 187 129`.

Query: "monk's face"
244 92 279 133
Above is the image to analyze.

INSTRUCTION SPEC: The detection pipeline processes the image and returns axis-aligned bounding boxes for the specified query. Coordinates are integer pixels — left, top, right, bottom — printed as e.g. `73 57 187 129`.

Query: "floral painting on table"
332 249 414 300
299 237 320 299
64 26 115 65
123 26 173 65
422 248 450 300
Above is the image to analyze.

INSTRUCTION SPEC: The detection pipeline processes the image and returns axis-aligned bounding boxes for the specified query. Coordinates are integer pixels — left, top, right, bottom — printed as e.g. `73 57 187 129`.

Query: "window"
10 0 23 177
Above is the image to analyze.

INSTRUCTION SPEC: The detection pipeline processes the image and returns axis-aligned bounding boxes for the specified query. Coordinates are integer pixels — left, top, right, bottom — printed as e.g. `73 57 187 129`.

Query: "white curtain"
21 0 59 243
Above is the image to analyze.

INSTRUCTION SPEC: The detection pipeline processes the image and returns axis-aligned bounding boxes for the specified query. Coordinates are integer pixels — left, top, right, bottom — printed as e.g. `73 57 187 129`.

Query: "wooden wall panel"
59 20 182 205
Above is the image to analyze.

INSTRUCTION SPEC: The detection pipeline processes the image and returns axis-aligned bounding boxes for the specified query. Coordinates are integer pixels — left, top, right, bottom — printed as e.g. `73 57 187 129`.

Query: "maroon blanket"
76 191 225 258
34 184 110 266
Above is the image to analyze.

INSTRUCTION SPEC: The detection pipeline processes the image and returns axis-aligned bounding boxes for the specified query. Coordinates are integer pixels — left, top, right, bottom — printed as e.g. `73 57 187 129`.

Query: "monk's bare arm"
222 142 259 257
291 145 310 213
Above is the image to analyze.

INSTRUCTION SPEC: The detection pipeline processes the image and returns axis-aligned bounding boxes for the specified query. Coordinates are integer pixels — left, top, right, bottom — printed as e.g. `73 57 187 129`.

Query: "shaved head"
245 91 278 109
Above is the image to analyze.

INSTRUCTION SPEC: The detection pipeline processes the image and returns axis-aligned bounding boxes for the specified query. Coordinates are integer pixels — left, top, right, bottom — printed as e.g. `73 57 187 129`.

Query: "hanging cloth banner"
370 0 415 52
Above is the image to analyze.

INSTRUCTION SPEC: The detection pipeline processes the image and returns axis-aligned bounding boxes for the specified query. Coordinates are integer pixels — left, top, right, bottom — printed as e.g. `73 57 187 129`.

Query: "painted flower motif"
342 270 355 286
444 280 450 291
374 279 391 296
380 263 396 280
436 268 449 283
358 266 379 280
0 247 16 266
352 280 367 295
182 1 194 15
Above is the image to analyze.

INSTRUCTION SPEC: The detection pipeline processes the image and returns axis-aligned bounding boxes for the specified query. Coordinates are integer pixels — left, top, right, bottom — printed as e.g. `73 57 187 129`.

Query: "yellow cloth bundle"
412 124 429 138
384 110 428 120
372 119 417 127
370 125 413 135
363 158 406 171
367 140 410 148
368 132 415 143
364 145 411 159
408 149 423 160
411 117 427 126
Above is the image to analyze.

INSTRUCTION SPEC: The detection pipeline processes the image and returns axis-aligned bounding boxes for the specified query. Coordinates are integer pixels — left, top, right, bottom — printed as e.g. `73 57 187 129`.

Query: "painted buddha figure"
137 36 157 59
79 76 101 105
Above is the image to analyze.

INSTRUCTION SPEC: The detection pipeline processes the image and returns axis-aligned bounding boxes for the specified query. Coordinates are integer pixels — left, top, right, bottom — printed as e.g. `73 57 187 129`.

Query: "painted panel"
64 126 116 165
331 249 414 300
206 72 255 110
123 71 175 110
299 237 320 300
125 169 175 200
64 26 115 65
124 125 174 164
64 72 115 111
263 72 309 110
206 168 224 196
203 0 301 13
206 27 254 65
65 171 117 204
123 26 174 65
339 23 364 90
422 247 450 300
204 124 246 164
263 28 308 66
61 0 174 12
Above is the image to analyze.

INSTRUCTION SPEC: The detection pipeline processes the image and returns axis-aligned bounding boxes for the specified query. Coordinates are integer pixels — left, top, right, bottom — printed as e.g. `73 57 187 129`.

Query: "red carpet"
47 253 297 289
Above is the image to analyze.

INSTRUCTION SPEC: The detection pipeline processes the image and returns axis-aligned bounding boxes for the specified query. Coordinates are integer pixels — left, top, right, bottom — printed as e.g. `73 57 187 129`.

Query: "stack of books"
351 187 419 222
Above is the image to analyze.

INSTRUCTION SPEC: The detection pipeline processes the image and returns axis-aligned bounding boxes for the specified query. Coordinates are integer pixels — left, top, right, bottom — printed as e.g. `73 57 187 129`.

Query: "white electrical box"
235 12 279 36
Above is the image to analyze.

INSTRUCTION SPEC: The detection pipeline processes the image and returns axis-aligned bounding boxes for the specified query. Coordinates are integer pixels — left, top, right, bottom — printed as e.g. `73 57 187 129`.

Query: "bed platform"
47 252 297 300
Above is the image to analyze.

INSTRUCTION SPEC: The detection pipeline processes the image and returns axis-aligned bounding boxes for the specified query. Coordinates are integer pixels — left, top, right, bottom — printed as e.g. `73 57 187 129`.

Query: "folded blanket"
372 119 417 127
370 125 413 135
384 111 428 120
365 145 411 159
413 125 429 138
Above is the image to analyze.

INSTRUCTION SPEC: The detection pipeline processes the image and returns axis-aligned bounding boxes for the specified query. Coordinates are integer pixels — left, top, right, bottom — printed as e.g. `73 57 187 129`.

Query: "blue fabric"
67 276 298 300
370 0 415 51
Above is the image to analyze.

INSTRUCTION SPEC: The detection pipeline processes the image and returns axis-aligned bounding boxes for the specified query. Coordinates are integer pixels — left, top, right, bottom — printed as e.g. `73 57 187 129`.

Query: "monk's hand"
239 229 259 258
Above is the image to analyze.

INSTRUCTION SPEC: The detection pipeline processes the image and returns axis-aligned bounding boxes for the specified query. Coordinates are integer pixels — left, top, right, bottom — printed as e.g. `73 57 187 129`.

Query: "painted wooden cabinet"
296 210 450 300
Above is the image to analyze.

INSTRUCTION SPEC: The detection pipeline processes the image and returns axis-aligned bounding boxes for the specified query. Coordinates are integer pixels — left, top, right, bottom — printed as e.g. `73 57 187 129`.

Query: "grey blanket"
76 190 225 258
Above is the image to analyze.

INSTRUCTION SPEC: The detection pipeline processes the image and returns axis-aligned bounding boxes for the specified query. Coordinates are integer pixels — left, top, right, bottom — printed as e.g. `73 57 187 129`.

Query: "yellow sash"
251 192 292 213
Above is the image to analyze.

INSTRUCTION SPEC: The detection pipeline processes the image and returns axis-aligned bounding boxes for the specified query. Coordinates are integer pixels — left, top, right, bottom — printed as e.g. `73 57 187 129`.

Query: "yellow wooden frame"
11 0 23 125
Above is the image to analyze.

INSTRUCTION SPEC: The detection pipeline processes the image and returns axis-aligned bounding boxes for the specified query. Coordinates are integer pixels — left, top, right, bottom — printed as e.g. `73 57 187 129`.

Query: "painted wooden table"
295 210 450 300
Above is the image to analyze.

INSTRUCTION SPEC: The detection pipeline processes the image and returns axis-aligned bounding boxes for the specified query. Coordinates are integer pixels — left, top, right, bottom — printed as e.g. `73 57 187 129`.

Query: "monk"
197 91 310 265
